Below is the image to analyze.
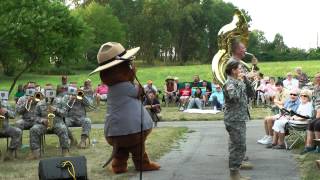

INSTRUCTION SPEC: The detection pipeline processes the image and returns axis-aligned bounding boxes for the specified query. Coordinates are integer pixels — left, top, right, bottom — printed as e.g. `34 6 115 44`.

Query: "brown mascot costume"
89 42 160 174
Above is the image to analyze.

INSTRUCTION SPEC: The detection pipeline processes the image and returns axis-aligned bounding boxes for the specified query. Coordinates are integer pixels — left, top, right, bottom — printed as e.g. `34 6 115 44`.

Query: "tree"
0 0 88 94
73 2 125 63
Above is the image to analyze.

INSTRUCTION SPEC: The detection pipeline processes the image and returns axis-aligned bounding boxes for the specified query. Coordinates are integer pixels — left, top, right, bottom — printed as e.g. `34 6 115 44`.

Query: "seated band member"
28 85 69 159
16 83 41 130
0 96 22 160
63 87 92 149
271 89 312 149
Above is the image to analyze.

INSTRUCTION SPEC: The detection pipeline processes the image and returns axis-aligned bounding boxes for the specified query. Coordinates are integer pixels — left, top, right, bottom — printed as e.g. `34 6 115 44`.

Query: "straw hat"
89 42 140 75
165 76 174 81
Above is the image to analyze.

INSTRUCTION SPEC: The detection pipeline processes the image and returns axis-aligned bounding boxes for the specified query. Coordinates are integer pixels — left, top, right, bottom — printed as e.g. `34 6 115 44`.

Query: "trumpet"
0 115 5 130
25 92 44 111
67 90 84 109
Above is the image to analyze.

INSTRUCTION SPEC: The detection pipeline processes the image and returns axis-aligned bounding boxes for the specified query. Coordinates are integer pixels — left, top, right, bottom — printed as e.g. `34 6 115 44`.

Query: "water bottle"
92 137 97 148
213 106 217 111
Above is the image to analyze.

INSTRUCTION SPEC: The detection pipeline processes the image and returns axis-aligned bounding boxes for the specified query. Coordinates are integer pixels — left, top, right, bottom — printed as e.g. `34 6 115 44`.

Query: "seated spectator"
144 91 161 127
209 84 224 110
264 77 277 104
14 84 25 103
192 75 202 87
83 79 94 101
202 81 212 104
283 72 299 91
271 89 312 149
164 76 177 106
95 82 109 106
144 80 158 94
295 67 309 88
256 85 294 145
187 87 204 109
178 83 192 111
302 73 320 153
174 77 180 90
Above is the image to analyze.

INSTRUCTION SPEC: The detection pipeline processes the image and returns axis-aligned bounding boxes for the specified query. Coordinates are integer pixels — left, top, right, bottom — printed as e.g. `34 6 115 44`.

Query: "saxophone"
47 99 55 130
211 9 253 86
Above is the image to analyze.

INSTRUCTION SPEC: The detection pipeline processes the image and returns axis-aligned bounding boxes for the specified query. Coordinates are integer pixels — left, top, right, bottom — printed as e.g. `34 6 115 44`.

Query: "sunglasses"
290 93 298 96
300 95 308 98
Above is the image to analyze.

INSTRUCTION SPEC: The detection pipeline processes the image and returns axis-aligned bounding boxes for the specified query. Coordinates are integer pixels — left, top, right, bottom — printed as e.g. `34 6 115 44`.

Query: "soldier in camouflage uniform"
28 86 69 159
63 87 92 149
16 83 39 130
0 99 22 160
313 73 320 119
223 60 252 180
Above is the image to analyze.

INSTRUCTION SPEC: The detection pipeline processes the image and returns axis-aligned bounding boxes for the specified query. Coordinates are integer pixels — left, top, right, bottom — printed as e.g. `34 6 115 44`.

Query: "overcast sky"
223 0 320 50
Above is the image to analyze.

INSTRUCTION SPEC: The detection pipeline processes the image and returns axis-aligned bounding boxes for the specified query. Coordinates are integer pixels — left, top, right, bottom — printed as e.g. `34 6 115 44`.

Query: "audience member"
209 84 224 110
192 75 202 87
187 87 204 109
264 77 277 104
257 86 294 145
164 76 177 105
295 67 309 88
270 89 312 149
202 81 212 104
144 91 161 127
283 72 299 91
144 80 158 94
178 83 192 111
302 73 320 153
83 79 94 101
174 77 180 90
95 82 109 106
14 84 25 103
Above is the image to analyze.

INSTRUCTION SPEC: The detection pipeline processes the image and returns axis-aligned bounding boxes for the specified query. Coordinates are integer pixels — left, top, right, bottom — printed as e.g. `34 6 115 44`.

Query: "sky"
223 0 320 50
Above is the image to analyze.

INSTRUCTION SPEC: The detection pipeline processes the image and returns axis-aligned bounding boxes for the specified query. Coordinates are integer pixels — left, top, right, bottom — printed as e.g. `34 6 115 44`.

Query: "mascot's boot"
240 161 253 170
3 149 15 161
230 170 251 180
78 135 88 149
111 150 129 174
62 149 70 157
133 152 161 171
26 149 40 160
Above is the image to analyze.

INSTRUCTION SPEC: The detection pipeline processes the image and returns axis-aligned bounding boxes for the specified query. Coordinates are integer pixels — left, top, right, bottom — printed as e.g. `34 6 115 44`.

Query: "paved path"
125 121 300 180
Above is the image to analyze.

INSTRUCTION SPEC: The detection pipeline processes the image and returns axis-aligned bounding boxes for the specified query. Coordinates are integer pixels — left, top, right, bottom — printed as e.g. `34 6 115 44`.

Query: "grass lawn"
88 104 271 124
296 152 320 180
0 127 188 180
0 60 319 97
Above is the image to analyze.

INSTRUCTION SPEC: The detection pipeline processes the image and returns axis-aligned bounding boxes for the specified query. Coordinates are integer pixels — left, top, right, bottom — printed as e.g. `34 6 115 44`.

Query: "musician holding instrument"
28 84 69 159
16 83 43 130
0 91 22 161
63 86 92 149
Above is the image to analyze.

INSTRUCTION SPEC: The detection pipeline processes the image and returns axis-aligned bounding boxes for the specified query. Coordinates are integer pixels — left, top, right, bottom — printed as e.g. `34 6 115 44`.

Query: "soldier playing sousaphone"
27 84 69 159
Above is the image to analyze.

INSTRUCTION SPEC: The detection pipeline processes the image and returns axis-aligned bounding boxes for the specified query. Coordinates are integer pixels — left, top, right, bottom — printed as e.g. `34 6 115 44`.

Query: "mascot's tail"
102 146 118 168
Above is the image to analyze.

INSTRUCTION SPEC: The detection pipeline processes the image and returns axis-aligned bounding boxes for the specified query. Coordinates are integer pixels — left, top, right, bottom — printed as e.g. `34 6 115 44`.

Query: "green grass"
1 60 319 96
296 153 320 180
0 127 188 180
88 104 271 124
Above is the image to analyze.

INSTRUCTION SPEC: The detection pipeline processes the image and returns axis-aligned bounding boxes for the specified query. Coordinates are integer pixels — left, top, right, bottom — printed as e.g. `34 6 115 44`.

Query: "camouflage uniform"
63 95 92 137
314 85 320 111
15 95 38 130
30 98 69 150
0 100 22 150
223 75 250 171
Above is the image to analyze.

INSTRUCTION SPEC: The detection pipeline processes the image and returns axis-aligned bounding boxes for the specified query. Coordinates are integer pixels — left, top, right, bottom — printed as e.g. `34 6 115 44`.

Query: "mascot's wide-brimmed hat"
89 42 140 75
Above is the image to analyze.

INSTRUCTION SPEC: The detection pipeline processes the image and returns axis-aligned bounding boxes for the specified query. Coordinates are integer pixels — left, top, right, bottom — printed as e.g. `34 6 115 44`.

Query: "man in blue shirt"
209 84 224 110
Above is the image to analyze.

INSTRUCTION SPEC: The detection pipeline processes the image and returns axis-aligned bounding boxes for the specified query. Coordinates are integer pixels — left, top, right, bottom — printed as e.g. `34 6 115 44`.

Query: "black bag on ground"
38 156 87 180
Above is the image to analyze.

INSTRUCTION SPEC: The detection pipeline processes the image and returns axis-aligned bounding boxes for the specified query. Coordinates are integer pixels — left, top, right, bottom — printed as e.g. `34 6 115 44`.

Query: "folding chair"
0 133 17 157
284 120 308 150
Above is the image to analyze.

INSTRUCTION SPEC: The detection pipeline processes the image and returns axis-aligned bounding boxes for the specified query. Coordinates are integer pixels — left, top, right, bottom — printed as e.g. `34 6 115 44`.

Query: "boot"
62 148 70 157
78 135 88 149
3 149 15 161
70 136 78 147
230 170 251 180
26 149 40 160
240 161 254 170
134 152 160 171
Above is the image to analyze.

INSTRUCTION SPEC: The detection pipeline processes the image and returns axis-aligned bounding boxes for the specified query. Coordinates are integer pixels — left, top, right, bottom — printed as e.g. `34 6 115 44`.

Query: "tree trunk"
8 61 34 96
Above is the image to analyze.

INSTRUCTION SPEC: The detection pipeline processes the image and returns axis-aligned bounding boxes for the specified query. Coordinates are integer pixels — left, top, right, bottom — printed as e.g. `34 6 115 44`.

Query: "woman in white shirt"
271 89 313 149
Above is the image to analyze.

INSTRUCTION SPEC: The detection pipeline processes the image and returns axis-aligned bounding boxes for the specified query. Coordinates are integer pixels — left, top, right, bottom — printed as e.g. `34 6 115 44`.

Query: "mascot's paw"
112 166 128 174
136 161 161 171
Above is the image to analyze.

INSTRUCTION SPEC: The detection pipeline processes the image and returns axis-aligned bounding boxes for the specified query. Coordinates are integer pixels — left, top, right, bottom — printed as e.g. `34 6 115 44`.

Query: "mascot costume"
89 42 160 174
